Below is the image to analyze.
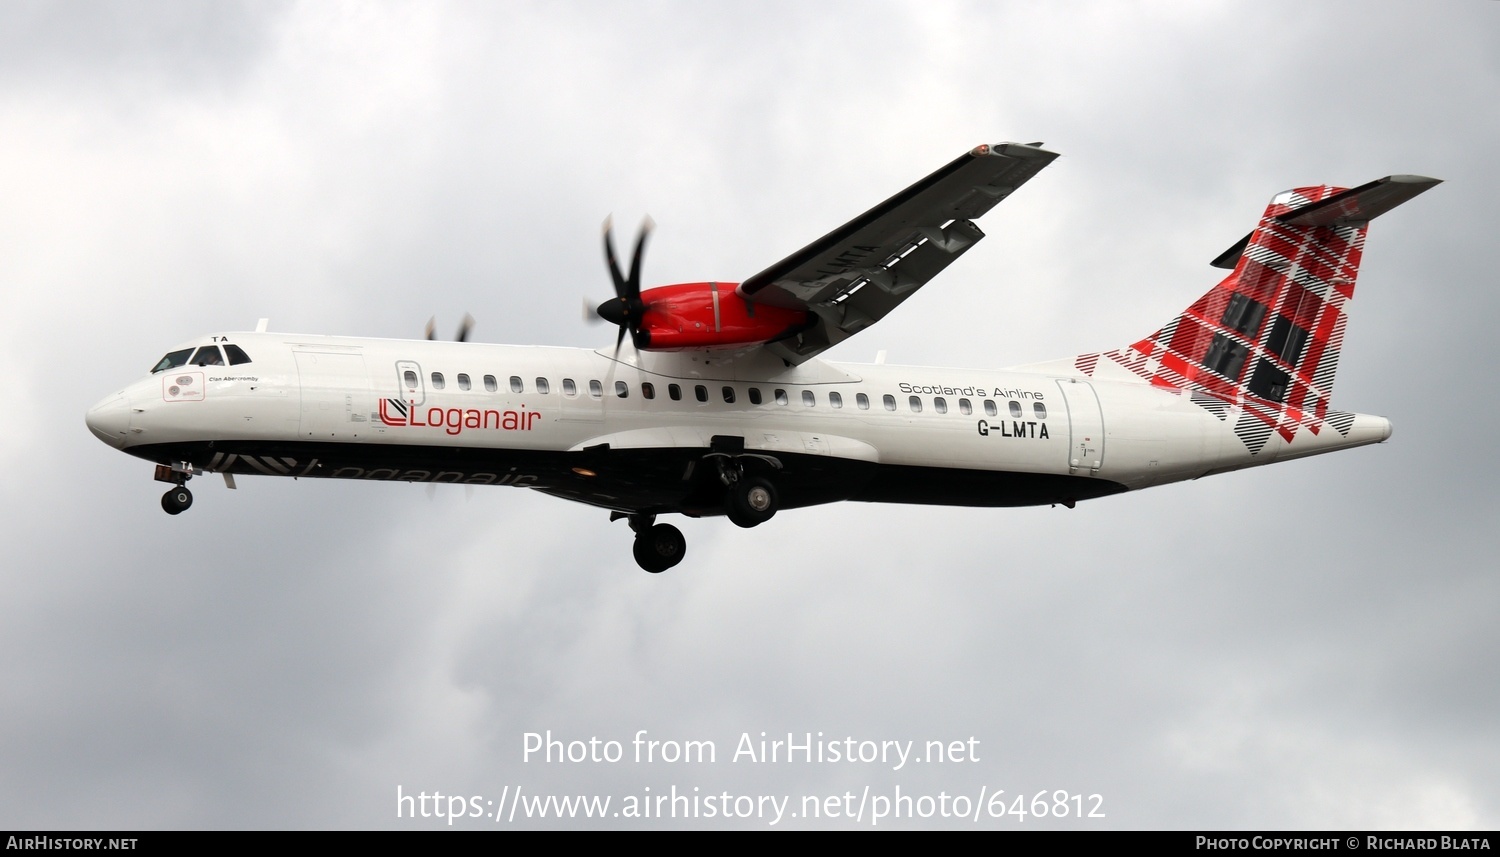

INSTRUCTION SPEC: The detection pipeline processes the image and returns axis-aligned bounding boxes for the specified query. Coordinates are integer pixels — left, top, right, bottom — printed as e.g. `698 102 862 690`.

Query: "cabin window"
562 378 576 396
588 380 602 398
1033 402 1047 419
431 372 445 390
909 396 923 413
883 394 896 411
484 375 498 392
642 382 655 400
856 393 869 410
934 397 947 414
722 386 736 404
151 349 193 373
668 384 682 401
535 377 550 394
224 344 252 365
802 390 815 407
829 392 843 409
984 399 997 417
615 380 629 398
510 376 524 393
748 388 762 405
694 385 708 403
405 370 420 389
190 346 224 366
959 398 972 415
457 373 471 391
1008 400 1022 418
775 389 789 406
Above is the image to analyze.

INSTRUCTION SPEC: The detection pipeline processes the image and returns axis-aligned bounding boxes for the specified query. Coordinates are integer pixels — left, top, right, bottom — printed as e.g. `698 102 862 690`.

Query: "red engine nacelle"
634 282 812 351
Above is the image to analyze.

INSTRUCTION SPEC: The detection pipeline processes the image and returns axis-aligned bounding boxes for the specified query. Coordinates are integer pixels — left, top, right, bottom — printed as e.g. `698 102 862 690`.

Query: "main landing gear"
619 513 686 574
612 441 783 574
727 476 777 529
706 441 780 529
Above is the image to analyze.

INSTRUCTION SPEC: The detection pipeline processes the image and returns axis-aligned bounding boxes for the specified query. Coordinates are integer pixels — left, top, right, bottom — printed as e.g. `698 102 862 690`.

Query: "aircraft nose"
86 392 132 448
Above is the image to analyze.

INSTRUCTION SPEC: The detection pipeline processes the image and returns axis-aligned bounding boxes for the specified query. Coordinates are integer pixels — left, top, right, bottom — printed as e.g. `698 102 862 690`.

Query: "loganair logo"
378 398 540 436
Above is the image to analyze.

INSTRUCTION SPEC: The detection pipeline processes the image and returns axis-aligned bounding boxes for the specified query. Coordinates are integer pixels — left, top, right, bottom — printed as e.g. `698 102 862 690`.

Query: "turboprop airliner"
85 142 1438 572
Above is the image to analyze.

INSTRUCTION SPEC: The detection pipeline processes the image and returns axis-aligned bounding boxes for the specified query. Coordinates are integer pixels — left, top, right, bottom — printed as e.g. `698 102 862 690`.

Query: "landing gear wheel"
726 477 777 528
632 524 686 573
161 486 193 515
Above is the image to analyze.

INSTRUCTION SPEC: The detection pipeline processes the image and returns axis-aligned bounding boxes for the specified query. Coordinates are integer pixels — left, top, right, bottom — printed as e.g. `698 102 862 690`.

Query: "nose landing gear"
155 462 196 516
161 486 193 515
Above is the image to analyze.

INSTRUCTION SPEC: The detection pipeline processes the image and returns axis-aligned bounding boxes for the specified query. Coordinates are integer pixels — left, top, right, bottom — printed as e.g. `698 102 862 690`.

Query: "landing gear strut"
621 513 686 574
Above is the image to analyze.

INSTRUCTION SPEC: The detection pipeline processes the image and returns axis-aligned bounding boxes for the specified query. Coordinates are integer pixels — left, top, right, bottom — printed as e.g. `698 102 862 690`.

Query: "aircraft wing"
737 141 1058 364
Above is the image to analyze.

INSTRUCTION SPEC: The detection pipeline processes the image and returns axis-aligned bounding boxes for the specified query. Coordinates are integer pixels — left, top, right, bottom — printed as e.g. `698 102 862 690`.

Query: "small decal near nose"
164 372 205 402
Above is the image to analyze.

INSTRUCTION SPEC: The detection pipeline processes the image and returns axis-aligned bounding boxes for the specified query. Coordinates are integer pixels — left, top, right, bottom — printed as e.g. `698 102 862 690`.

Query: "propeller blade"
625 216 653 300
603 216 628 297
599 215 655 352
424 316 436 341
455 313 474 343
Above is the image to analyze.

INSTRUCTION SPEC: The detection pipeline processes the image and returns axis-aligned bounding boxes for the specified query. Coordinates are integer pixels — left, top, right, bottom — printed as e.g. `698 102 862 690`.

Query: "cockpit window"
151 349 193 374
224 344 252 365
189 346 224 366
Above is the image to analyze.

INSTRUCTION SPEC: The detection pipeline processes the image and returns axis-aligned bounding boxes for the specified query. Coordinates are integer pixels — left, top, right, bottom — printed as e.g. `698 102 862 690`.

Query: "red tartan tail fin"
1081 175 1439 418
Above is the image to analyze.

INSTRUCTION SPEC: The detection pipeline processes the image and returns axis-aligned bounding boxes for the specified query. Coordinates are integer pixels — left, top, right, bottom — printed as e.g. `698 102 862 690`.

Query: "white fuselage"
86 330 1392 514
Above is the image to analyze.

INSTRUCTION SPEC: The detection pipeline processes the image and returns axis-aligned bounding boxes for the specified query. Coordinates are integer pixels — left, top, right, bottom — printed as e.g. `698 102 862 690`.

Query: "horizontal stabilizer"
1210 175 1440 268
1210 232 1252 270
1276 174 1441 227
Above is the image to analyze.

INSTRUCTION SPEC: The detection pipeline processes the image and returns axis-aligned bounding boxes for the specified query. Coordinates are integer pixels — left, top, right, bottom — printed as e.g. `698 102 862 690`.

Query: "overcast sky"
3 0 1497 830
